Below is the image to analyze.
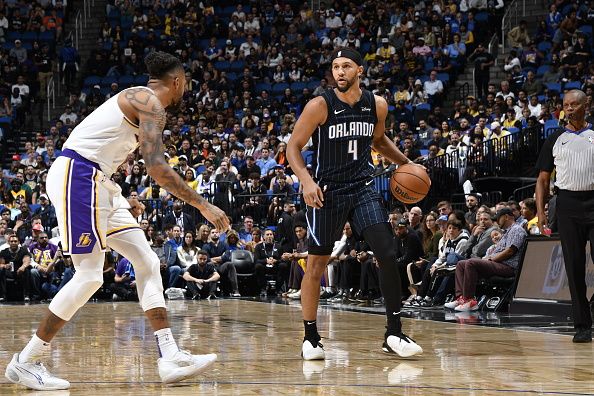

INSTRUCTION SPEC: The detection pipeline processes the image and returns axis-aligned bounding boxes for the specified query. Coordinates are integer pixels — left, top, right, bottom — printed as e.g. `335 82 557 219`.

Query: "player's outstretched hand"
201 202 231 232
303 180 324 208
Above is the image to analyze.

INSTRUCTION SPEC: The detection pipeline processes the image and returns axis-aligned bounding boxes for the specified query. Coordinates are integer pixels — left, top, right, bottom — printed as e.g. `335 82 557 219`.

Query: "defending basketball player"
287 47 424 360
4 52 230 390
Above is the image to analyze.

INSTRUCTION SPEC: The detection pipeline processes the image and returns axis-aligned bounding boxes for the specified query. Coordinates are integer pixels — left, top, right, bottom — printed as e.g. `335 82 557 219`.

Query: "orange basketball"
390 163 431 204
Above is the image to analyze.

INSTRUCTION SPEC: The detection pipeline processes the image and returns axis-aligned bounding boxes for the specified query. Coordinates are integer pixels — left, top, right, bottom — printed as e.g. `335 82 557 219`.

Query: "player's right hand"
537 217 550 237
201 203 230 232
303 181 324 208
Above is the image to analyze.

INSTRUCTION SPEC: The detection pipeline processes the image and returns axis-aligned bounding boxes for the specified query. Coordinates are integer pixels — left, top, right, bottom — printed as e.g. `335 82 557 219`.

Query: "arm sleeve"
535 129 563 172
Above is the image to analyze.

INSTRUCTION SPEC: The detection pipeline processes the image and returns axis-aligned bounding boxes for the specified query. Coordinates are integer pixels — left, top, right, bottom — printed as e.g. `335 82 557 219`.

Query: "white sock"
325 287 333 293
19 334 51 363
154 328 179 359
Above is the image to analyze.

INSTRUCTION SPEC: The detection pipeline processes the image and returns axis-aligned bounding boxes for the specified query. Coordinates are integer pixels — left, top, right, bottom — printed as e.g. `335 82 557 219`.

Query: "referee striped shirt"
536 124 594 191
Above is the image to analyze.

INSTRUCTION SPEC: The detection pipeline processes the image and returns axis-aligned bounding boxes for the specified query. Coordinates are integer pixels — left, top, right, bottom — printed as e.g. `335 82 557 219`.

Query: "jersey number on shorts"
348 139 358 160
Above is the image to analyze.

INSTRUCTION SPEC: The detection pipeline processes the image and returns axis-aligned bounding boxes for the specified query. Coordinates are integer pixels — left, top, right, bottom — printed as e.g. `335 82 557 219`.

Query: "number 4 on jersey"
348 139 358 160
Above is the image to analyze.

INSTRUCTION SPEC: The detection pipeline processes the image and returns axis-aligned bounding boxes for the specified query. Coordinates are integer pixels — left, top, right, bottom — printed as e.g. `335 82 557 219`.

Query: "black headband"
331 47 363 67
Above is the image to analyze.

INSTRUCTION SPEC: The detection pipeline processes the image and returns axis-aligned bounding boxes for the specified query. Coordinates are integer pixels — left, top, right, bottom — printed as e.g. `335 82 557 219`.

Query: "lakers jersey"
62 86 152 177
312 88 378 184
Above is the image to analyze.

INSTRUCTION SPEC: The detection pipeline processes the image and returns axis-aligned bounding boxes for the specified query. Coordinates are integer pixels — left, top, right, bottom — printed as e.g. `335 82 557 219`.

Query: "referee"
535 89 594 343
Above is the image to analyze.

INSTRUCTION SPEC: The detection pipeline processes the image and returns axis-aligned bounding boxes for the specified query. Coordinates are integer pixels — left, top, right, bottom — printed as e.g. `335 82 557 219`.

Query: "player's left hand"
127 198 145 217
408 161 427 172
303 180 324 208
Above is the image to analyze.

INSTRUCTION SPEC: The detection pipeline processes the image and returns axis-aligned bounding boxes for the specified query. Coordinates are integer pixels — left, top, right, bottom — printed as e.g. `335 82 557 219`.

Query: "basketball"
390 163 431 204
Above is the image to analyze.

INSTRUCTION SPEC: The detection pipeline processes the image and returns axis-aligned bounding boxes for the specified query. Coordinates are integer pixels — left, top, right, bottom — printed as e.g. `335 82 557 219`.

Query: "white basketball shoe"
301 339 325 360
4 353 70 391
382 333 423 358
158 350 217 384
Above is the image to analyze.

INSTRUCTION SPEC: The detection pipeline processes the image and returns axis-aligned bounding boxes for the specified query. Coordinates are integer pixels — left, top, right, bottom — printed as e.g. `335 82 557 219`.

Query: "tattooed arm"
123 88 230 231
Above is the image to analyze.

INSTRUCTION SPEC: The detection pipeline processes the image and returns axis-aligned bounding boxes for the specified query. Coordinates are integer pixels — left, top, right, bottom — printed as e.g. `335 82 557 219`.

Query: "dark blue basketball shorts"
305 182 388 255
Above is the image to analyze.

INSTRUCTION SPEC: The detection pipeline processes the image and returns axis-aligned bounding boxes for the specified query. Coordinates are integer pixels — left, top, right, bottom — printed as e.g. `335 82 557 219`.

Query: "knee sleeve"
363 223 398 265
134 251 165 311
108 230 165 311
49 251 105 321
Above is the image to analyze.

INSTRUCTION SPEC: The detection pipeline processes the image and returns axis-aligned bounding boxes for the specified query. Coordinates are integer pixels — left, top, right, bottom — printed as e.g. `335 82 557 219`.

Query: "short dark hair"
446 219 463 230
144 51 184 79
197 250 209 256
523 198 537 213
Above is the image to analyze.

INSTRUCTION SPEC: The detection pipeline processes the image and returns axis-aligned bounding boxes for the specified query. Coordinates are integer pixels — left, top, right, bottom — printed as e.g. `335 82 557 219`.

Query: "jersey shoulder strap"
365 89 377 114
319 89 334 127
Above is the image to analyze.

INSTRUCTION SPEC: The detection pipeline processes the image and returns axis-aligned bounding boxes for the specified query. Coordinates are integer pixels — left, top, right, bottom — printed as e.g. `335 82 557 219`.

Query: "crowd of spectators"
0 0 74 136
0 0 591 305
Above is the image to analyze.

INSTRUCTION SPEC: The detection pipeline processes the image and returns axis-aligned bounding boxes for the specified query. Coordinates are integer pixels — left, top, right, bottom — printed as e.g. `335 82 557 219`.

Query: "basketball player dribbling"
287 47 424 360
4 52 230 390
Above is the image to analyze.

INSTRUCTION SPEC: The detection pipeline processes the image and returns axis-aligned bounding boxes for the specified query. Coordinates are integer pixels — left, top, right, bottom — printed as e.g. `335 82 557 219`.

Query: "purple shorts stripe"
69 161 99 254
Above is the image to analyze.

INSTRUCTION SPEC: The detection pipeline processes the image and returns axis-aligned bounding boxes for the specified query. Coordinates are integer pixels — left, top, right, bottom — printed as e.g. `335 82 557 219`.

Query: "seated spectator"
354 249 380 302
164 202 195 235
447 207 526 311
177 231 198 271
393 217 425 292
254 228 286 296
285 225 310 300
59 105 78 126
216 230 241 297
183 250 220 300
0 234 33 301
507 20 531 48
245 227 262 253
110 256 137 301
414 219 469 306
151 232 180 290
503 50 521 72
423 71 444 107
522 71 544 97
28 231 59 299
521 198 539 234
460 211 498 259
420 212 443 263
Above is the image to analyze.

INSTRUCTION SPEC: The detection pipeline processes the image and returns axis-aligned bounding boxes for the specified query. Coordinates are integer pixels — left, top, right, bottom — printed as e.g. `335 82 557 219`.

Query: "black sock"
361 223 404 338
303 320 320 342
385 313 402 338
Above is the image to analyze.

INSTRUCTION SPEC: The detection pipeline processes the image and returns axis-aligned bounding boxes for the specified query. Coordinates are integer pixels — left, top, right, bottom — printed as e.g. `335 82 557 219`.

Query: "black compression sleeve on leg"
362 222 402 335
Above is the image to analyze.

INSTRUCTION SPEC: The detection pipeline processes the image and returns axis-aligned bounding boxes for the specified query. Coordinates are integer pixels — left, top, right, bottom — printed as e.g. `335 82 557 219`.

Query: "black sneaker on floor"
573 328 592 343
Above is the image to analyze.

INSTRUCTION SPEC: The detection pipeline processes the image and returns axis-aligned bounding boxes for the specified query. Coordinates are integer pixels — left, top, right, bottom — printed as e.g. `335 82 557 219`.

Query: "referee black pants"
557 190 594 330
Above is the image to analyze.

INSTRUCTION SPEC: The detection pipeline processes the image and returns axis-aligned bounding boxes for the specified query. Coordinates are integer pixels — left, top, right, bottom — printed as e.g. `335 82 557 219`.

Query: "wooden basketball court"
1 299 593 395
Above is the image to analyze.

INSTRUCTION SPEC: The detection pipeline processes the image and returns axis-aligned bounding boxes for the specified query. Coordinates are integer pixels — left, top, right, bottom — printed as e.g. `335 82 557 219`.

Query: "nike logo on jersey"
561 141 569 145
365 179 374 186
334 109 345 114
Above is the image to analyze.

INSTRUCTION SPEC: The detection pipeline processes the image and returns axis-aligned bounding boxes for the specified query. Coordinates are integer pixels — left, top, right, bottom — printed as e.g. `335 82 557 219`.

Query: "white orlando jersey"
62 86 151 176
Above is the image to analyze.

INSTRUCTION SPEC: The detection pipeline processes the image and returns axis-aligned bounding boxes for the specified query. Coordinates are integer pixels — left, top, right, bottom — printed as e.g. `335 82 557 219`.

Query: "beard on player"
336 74 358 93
